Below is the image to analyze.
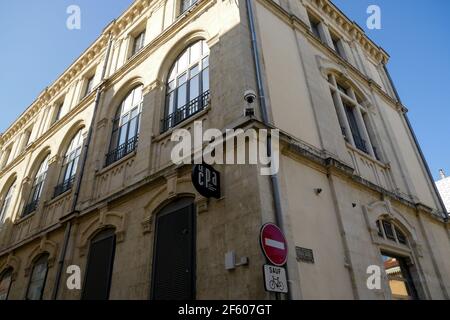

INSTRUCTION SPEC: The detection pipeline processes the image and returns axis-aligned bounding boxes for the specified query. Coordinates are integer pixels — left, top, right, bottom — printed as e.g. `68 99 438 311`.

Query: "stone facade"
0 0 449 300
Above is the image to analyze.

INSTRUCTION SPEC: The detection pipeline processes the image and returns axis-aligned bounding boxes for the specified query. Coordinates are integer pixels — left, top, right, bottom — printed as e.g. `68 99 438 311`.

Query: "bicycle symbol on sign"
269 276 285 291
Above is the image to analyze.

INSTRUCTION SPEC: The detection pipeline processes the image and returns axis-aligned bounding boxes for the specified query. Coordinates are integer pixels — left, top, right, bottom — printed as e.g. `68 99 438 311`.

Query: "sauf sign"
192 163 221 199
260 223 289 294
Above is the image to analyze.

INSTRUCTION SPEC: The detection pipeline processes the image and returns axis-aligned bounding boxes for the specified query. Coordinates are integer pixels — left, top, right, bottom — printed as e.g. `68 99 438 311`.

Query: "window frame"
179 0 198 15
328 74 381 160
0 268 13 300
26 254 49 300
131 30 146 57
162 40 210 132
54 130 83 197
0 182 16 224
106 85 143 166
81 228 116 300
83 75 95 98
23 155 50 217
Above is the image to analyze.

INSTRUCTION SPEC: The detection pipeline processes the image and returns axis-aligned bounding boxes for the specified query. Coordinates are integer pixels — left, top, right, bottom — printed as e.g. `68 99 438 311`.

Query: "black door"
82 229 116 300
151 198 196 300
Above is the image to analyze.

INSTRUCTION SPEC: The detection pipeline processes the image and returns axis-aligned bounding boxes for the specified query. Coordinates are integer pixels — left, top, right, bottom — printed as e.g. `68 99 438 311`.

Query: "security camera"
244 90 257 104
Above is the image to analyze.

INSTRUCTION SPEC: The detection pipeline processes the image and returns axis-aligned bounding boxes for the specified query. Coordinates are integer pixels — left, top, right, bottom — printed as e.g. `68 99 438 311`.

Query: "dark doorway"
151 198 196 300
82 228 116 300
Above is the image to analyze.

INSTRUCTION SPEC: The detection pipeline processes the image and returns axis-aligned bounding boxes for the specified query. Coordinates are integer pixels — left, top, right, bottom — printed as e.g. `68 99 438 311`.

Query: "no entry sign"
260 223 288 266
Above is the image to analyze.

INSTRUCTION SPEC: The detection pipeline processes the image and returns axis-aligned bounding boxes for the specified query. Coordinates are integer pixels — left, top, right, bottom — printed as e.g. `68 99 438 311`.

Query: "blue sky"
0 1 449 180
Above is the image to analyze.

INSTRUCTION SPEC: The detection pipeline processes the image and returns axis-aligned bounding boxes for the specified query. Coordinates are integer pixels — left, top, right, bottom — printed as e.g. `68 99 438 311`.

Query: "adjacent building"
0 0 450 300
436 170 450 213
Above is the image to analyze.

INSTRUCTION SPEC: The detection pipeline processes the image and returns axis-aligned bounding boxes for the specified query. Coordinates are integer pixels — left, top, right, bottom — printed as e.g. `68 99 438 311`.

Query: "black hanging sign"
192 164 221 199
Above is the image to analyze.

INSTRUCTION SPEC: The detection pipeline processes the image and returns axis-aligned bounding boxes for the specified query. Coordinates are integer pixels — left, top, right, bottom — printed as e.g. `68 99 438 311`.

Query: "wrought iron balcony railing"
161 90 210 133
22 199 39 217
53 176 75 198
105 135 139 167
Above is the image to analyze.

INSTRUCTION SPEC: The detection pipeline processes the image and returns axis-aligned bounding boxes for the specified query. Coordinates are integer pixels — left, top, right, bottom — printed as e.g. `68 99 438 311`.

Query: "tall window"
106 85 143 166
0 182 16 223
308 12 322 40
20 129 32 153
54 130 83 197
0 268 13 300
53 102 64 124
131 30 146 57
330 32 346 59
84 75 95 98
82 229 116 300
162 40 210 132
0 146 12 169
180 0 198 14
328 74 380 160
26 254 49 300
23 155 50 217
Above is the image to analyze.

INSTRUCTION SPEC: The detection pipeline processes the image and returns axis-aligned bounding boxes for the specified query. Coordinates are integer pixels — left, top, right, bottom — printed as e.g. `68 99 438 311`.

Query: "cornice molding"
304 0 389 64
0 0 157 145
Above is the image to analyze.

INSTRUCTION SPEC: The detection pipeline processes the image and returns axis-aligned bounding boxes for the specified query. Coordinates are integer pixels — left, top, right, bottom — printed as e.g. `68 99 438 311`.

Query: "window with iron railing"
163 40 210 133
54 130 83 198
23 155 50 217
106 85 143 167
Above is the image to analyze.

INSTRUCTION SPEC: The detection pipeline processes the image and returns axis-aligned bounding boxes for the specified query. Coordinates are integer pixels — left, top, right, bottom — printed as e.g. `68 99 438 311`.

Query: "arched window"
376 219 408 246
23 155 50 217
0 182 16 223
26 254 49 300
375 218 419 300
0 268 13 300
82 228 116 300
162 40 210 132
54 130 83 197
106 85 143 166
328 74 381 161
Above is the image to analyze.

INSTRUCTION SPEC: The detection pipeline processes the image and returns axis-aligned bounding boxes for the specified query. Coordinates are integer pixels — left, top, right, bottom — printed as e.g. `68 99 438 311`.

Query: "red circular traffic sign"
260 223 288 266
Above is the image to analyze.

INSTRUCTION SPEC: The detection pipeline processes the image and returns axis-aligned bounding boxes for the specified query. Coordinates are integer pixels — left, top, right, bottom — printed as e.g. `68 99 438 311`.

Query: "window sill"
154 105 211 143
49 189 72 205
14 211 37 226
96 151 137 176
345 142 388 168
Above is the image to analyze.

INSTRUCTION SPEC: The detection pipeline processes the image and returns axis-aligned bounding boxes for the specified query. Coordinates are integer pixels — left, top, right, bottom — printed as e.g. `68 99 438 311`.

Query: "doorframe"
150 197 197 300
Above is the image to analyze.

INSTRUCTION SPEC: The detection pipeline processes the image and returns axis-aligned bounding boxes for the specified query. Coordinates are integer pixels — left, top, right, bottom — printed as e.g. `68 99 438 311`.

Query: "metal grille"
22 199 39 217
152 203 195 300
105 135 139 167
53 176 75 198
161 90 210 133
296 247 314 263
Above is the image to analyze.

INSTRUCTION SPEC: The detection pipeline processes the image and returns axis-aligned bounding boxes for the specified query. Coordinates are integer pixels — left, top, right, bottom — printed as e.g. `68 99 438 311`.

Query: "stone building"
0 0 449 300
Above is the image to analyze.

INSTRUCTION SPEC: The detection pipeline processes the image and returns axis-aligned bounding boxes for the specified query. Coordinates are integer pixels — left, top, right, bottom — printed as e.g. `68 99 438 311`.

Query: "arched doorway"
151 197 196 300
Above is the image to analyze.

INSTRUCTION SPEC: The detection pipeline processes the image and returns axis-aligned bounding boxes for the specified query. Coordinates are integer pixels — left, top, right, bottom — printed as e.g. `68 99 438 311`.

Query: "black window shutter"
82 229 116 300
152 202 195 300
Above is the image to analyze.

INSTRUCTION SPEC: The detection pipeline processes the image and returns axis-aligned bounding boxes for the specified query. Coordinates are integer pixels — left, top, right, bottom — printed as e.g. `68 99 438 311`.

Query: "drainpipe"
245 0 293 300
383 65 448 221
51 33 114 300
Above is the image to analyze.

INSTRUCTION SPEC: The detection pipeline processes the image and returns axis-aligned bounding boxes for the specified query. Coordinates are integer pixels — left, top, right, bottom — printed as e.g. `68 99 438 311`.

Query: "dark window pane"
152 200 195 300
382 221 396 241
0 269 13 300
190 74 200 100
82 229 116 300
26 255 48 300
202 68 209 93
